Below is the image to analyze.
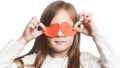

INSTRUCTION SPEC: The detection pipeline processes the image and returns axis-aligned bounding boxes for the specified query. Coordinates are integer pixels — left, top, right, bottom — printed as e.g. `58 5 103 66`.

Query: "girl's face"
48 9 74 56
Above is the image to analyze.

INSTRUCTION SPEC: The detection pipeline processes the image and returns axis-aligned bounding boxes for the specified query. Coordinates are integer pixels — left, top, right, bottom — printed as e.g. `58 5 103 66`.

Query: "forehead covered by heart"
44 22 77 37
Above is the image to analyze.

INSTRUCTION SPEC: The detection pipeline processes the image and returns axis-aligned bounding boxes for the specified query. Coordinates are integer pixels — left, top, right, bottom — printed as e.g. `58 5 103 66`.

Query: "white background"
0 0 120 57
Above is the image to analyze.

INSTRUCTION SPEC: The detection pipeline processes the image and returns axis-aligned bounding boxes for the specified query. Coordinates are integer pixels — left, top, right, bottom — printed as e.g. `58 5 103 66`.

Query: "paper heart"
44 23 60 37
61 22 77 36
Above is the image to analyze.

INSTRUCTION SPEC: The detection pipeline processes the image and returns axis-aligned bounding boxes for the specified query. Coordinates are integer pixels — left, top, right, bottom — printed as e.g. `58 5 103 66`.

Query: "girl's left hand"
74 12 98 37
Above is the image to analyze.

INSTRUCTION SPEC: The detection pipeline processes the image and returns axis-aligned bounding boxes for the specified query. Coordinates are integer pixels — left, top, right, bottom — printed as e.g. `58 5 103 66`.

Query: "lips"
54 41 65 44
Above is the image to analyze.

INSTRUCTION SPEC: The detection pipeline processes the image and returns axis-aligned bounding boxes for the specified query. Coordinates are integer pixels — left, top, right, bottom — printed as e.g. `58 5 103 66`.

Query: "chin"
51 47 69 53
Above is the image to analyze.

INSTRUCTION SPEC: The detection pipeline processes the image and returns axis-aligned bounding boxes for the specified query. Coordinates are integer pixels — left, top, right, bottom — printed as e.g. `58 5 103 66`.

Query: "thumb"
34 29 44 38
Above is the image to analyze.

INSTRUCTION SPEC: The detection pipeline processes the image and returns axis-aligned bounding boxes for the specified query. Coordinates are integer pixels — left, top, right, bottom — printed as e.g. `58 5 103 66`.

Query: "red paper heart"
61 22 77 36
44 23 60 37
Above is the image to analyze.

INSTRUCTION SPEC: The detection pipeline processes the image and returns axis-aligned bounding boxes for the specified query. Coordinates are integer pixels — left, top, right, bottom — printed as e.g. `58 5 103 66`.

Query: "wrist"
17 36 29 45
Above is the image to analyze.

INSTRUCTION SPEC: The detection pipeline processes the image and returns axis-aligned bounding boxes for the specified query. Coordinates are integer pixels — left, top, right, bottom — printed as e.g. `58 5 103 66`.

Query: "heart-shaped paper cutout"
44 23 60 37
61 22 77 36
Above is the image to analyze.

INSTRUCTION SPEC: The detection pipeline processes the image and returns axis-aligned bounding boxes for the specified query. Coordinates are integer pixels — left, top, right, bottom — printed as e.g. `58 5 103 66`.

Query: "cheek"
47 37 56 47
47 38 53 45
66 36 74 46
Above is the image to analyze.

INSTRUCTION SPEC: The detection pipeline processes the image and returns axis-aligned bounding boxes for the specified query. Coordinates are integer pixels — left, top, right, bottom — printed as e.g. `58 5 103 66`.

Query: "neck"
50 50 68 58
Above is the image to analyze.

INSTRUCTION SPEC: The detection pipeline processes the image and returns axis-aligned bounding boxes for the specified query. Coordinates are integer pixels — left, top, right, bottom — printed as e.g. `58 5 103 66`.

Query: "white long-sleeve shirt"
0 33 119 68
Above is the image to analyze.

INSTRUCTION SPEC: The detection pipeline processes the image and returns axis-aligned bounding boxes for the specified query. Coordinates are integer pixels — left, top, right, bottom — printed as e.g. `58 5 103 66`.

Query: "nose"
56 29 64 37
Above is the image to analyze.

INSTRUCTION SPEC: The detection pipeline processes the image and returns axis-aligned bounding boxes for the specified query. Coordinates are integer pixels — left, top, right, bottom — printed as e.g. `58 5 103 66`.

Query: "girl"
0 1 118 68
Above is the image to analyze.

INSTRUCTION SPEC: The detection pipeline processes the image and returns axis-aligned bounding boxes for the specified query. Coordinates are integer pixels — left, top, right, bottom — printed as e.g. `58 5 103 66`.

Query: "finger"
75 27 82 32
82 12 91 22
33 16 41 24
30 16 40 23
38 23 46 31
83 12 90 22
84 16 91 23
74 21 82 28
83 12 93 23
87 12 92 17
28 23 36 29
81 28 89 35
36 31 43 37
31 20 39 27
33 29 44 38
85 16 94 24
78 12 84 21
30 16 40 26
78 12 86 23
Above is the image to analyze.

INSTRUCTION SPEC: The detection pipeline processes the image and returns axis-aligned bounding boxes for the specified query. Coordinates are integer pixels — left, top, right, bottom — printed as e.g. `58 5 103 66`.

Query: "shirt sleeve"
93 33 119 68
0 39 25 68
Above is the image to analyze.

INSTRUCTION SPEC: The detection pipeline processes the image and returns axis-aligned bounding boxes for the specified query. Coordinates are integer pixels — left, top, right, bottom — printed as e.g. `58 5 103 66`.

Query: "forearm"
93 33 119 68
0 39 25 67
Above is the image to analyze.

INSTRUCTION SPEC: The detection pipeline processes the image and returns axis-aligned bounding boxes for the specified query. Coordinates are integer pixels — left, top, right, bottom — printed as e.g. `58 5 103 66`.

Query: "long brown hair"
15 1 80 68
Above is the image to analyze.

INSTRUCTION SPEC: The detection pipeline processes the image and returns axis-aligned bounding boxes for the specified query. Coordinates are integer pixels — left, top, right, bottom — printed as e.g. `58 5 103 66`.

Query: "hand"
17 16 46 45
74 12 98 37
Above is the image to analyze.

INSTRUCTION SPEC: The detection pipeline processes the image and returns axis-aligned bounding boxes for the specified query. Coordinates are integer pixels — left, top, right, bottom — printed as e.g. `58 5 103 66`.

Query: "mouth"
54 41 65 44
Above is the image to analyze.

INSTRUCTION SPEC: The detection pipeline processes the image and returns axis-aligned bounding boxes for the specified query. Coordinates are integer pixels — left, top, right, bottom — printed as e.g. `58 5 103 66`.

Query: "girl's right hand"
17 16 46 45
